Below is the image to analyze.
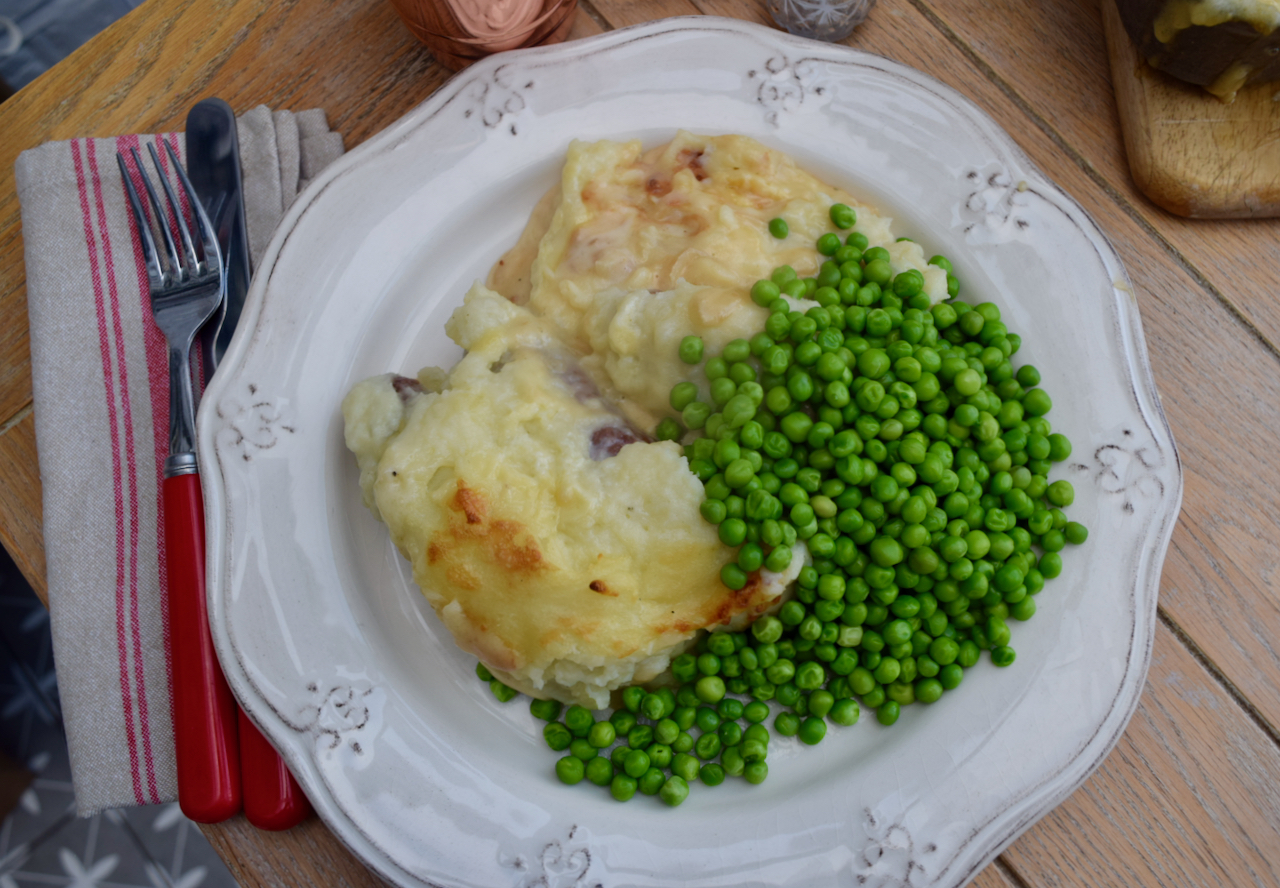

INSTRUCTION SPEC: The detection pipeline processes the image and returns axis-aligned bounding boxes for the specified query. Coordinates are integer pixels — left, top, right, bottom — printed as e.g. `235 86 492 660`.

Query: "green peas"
694 732 722 760
588 721 616 748
1047 480 1075 507
700 763 727 786
544 722 572 751
683 401 712 430
769 217 790 239
623 749 651 779
609 774 637 801
829 697 860 726
556 756 585 784
719 519 747 547
696 675 727 703
829 203 857 229
475 662 494 681
679 335 705 364
586 757 613 786
876 701 900 726
991 645 1017 667
915 677 944 703
490 680 517 702
638 768 667 796
531 699 563 721
1023 389 1052 416
671 753 700 783
565 705 593 736
798 716 827 746
1065 521 1088 544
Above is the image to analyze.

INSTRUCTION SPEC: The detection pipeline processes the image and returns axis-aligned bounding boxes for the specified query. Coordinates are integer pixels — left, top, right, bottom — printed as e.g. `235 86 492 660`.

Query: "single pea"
1047 479 1075 507
830 697 860 726
564 705 593 736
769 217 790 239
655 418 682 441
1023 389 1052 416
876 701 900 726
556 756 585 785
611 773 637 801
744 700 771 724
700 763 727 786
569 737 597 761
585 756 613 787
738 760 766 786
671 752 700 783
679 335 705 365
588 721 617 749
670 381 699 412
490 680 517 702
915 678 944 703
991 645 1017 667
530 699 563 721
638 767 667 796
696 675 727 703
694 732 723 761
622 749 651 779
774 711 800 736
830 203 857 229
544 722 572 751
1065 521 1089 545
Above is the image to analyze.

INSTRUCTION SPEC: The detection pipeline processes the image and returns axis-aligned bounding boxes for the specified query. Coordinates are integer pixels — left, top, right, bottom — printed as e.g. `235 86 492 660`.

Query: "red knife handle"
239 709 312 830
163 472 242 823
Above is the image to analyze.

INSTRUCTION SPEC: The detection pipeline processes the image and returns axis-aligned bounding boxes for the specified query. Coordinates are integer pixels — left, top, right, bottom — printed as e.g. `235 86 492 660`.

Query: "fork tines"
116 141 222 290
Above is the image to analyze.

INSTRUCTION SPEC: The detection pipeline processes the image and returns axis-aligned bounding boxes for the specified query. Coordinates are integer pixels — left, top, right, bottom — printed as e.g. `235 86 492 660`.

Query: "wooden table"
3 1 1280 885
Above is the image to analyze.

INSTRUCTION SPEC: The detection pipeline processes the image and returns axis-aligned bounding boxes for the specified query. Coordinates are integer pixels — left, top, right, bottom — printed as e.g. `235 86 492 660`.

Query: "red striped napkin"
15 106 344 815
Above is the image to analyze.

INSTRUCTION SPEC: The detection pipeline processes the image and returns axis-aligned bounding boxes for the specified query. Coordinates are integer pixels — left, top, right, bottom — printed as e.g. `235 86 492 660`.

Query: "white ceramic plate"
200 17 1181 888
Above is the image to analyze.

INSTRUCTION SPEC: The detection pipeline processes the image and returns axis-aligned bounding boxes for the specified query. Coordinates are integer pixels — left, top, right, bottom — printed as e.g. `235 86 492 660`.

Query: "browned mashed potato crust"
345 132 937 707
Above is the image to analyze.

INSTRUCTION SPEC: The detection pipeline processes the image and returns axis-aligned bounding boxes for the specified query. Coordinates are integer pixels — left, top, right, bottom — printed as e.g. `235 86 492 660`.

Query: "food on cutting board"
1116 0 1280 99
343 132 1087 805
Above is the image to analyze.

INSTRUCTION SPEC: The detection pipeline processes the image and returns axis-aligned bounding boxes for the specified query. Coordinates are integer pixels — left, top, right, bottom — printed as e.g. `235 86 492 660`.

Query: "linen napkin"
15 105 345 816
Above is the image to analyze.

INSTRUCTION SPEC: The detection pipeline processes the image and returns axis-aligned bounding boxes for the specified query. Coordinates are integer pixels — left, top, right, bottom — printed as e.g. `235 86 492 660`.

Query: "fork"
118 143 242 823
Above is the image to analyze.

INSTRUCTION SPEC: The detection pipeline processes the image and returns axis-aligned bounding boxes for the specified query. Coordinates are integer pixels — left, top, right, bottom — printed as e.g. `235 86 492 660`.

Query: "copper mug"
390 0 578 70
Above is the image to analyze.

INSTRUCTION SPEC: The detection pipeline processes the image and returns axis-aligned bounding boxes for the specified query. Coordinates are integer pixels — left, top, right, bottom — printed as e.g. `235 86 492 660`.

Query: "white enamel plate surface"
199 17 1181 888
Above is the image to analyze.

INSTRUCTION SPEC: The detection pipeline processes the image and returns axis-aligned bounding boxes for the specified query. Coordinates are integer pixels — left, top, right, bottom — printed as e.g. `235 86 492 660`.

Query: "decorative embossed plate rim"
199 17 1181 888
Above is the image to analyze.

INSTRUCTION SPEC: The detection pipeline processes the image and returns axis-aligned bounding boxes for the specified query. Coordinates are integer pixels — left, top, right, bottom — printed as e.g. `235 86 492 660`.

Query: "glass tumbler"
767 0 876 43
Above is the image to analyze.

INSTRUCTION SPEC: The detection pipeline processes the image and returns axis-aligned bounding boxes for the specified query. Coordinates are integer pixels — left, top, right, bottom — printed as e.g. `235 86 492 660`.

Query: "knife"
187 98 313 831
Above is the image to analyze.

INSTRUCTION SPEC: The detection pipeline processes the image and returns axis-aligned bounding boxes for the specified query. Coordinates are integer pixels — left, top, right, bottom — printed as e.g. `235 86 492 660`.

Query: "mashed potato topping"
344 133 935 708
489 131 946 430
345 285 801 707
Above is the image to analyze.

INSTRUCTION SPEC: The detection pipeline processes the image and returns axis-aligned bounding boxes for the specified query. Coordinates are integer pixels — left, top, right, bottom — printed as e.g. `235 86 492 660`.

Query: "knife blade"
187 98 250 381
186 98 313 831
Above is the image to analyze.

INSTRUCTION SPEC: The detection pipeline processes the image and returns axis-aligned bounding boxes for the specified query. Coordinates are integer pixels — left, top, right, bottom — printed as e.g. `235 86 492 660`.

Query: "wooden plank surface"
911 0 1280 742
1101 0 1280 219
923 0 1280 377
2 0 1280 886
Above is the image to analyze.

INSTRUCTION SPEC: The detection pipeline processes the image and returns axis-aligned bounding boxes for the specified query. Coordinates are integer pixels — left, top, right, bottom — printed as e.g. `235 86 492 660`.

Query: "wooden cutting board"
1101 0 1280 218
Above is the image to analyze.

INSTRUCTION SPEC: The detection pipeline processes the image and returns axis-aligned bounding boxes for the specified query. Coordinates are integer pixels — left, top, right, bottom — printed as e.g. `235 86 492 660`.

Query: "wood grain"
0 411 45 597
1004 621 1280 887
1101 0 1280 219
912 0 1280 741
200 815 384 888
915 0 1280 375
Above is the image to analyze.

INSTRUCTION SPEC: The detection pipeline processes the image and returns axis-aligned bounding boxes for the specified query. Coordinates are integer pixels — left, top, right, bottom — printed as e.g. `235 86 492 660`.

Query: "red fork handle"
240 709 312 830
163 472 242 823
